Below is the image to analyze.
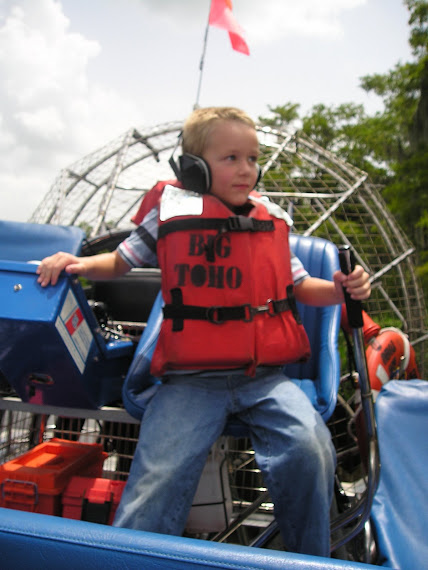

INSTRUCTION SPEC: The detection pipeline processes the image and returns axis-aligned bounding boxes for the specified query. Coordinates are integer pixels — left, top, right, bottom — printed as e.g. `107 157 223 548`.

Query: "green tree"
258 103 300 130
361 0 428 301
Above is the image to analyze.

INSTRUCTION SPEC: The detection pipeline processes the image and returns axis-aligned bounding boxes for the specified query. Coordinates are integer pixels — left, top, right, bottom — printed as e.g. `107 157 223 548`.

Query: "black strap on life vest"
158 216 274 239
164 285 302 332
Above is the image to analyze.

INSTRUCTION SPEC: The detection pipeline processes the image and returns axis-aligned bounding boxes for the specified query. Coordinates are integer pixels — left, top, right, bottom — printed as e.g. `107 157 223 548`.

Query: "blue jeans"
113 367 336 556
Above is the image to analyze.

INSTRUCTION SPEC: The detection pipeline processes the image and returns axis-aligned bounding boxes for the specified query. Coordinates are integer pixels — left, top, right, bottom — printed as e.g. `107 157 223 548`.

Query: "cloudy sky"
0 0 413 222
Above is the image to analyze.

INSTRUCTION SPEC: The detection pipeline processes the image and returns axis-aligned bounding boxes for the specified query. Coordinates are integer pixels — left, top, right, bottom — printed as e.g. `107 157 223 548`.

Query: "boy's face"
202 120 260 209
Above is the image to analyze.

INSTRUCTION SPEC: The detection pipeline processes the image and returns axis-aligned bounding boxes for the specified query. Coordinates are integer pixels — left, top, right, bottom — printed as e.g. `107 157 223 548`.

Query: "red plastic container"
62 476 126 525
0 439 107 515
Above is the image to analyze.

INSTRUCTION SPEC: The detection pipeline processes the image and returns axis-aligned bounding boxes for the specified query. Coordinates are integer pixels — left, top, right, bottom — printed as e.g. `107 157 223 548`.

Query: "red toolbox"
62 476 126 525
0 438 107 515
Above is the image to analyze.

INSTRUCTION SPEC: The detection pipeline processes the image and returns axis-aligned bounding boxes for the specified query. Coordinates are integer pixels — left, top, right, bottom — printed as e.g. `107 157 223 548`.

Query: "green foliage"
383 145 428 240
406 0 428 55
258 103 300 129
78 221 92 237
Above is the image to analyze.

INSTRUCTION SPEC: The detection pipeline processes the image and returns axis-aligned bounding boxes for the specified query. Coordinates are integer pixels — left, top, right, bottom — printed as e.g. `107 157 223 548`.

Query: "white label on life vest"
250 195 293 226
55 289 93 373
160 185 203 221
375 363 390 386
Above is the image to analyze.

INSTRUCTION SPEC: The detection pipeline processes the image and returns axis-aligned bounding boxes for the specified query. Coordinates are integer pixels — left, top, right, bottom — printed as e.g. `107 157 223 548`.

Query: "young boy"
37 107 370 556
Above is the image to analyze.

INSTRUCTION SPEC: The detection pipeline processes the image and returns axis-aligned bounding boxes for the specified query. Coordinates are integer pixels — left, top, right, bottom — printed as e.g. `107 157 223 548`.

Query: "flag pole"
194 3 211 109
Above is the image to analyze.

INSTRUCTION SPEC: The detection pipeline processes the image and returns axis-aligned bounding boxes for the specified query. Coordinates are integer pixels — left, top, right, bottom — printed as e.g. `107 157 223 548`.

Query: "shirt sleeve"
117 203 159 268
291 249 309 285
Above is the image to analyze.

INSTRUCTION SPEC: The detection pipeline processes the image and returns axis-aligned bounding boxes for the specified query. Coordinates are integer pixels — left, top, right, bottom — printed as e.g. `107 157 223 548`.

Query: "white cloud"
129 0 368 43
0 0 100 151
0 0 142 221
14 106 65 141
242 0 368 42
0 170 47 220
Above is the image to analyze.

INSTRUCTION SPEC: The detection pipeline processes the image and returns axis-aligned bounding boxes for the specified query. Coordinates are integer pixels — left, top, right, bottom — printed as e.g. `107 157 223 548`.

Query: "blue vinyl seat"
0 220 85 262
122 234 341 424
0 506 379 570
370 379 428 569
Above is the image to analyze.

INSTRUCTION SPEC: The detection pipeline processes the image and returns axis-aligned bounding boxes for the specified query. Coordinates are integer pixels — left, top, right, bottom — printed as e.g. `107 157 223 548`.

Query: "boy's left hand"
333 265 371 301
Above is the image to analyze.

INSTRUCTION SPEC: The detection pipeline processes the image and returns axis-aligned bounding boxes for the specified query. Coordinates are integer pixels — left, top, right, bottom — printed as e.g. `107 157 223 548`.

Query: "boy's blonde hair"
182 107 256 156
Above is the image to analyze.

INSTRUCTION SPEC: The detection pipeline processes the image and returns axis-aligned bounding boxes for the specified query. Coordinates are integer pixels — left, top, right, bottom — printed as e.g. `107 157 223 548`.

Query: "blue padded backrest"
0 220 85 261
122 292 164 420
371 380 428 569
123 235 341 422
285 235 341 420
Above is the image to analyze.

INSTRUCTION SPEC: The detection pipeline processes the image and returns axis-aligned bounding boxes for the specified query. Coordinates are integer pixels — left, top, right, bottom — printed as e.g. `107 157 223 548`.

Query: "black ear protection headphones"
169 134 262 195
169 152 213 194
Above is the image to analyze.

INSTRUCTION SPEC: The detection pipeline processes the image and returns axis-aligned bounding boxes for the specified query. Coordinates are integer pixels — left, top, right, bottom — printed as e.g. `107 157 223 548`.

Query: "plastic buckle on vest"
250 299 276 318
227 216 254 231
243 304 253 322
266 299 277 316
206 306 225 324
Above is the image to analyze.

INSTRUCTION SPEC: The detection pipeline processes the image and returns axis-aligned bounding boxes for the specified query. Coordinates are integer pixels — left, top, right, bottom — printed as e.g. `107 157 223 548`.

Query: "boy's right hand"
36 252 86 287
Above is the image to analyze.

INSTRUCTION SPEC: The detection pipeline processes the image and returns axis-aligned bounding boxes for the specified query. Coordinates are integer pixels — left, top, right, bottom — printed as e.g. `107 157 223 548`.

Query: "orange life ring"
366 327 420 396
341 305 420 396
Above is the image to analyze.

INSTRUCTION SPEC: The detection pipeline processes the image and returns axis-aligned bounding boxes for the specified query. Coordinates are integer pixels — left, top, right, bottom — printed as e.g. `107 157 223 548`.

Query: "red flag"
209 0 250 55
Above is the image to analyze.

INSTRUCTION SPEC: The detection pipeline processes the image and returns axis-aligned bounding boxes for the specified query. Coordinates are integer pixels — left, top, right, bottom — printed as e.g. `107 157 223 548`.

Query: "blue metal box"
0 260 133 408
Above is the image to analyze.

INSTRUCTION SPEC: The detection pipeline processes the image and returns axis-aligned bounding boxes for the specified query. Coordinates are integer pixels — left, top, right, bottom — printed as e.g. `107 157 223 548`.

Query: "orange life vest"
150 185 311 376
